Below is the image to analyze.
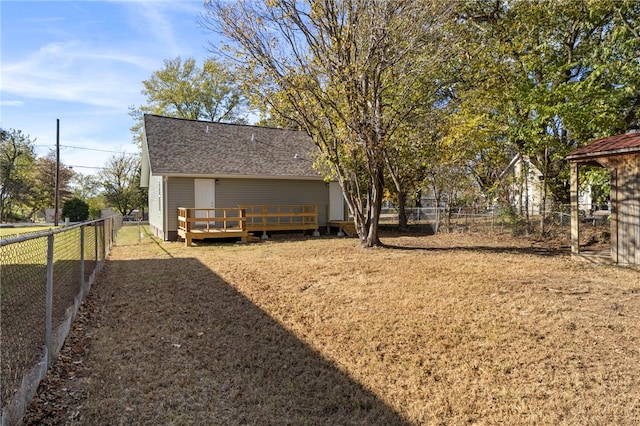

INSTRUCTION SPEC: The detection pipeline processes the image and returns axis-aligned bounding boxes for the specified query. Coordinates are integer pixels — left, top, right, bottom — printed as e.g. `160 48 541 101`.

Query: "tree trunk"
397 191 408 230
338 172 384 248
364 169 384 247
342 162 384 248
383 151 408 231
539 145 549 235
351 204 382 247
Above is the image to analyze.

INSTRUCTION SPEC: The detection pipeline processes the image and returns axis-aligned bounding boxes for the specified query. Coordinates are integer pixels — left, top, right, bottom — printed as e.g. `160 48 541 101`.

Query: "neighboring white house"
498 154 551 215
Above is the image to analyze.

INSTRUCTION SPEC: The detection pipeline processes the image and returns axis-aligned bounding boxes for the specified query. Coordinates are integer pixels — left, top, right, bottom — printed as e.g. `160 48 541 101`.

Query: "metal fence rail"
381 204 609 236
0 216 122 426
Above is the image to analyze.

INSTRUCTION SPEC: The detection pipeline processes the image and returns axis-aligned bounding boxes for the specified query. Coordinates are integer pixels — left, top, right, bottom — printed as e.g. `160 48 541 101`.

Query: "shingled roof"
142 114 322 179
566 132 640 161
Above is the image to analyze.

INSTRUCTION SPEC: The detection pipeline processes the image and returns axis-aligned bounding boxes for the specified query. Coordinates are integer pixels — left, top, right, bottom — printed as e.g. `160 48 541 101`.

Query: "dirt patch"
24 226 640 425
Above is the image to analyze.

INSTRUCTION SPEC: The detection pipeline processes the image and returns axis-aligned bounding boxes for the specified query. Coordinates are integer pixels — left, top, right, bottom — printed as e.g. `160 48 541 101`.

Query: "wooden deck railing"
177 207 248 246
177 205 319 246
239 204 318 235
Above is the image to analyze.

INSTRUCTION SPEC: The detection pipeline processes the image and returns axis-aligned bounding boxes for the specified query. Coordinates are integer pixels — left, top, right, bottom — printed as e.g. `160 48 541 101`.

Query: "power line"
68 165 105 170
35 144 139 154
62 145 139 154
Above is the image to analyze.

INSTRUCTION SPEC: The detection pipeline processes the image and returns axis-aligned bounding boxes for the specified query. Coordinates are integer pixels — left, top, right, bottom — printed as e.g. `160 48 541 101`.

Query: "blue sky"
1 0 219 175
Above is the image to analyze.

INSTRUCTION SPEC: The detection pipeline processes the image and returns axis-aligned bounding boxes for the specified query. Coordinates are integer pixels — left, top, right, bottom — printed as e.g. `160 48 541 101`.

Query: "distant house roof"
498 153 542 181
142 114 322 180
566 132 640 161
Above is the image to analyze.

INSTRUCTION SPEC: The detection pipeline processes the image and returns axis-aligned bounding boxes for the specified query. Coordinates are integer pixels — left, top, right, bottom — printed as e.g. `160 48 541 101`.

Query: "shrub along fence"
0 216 122 426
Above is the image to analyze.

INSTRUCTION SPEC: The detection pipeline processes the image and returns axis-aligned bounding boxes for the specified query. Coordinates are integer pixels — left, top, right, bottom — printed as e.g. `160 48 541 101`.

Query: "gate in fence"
0 216 122 426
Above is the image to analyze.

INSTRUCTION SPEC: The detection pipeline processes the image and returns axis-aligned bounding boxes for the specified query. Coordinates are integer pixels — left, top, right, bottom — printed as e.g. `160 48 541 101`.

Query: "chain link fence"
1 216 122 426
382 203 610 240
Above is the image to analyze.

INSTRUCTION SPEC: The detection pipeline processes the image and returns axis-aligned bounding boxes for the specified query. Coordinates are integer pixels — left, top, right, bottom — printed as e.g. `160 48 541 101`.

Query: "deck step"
328 220 357 237
341 223 356 237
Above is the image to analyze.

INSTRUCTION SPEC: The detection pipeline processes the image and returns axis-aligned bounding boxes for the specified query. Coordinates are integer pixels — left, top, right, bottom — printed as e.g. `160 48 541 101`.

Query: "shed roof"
142 114 322 179
566 132 640 161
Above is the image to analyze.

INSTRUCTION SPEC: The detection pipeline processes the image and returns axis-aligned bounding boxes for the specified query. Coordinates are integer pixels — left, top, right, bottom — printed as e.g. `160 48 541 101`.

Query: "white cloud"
1 0 212 175
1 1 209 111
127 2 182 55
0 100 25 107
119 0 208 59
1 40 150 109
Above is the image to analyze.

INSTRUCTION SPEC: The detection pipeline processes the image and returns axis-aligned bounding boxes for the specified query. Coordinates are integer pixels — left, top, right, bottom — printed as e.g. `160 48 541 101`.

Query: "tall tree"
450 0 640 223
100 153 142 216
0 128 36 222
129 56 249 146
29 151 74 221
382 46 458 230
202 0 455 247
384 111 447 230
72 173 102 201
72 173 105 219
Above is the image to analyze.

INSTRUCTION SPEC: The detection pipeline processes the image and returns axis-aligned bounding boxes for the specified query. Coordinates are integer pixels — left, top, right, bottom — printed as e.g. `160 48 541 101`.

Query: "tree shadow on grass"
71 257 409 425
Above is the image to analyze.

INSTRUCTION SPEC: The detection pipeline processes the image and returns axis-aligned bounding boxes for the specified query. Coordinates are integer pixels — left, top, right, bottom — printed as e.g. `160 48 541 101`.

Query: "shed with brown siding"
566 132 640 265
141 114 344 242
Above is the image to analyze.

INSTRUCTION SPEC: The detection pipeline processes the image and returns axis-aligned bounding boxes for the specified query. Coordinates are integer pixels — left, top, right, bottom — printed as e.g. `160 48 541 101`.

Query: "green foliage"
196 0 638 237
71 173 105 219
203 0 456 246
448 0 640 211
100 153 145 216
129 57 248 146
29 151 74 221
72 173 102 200
87 196 106 220
581 166 610 205
62 197 89 222
0 128 36 222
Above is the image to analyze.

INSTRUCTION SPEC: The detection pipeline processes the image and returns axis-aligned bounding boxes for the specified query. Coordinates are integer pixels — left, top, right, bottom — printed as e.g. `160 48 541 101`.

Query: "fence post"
80 225 85 293
110 217 113 250
94 222 99 263
45 234 54 367
102 220 107 262
492 208 495 232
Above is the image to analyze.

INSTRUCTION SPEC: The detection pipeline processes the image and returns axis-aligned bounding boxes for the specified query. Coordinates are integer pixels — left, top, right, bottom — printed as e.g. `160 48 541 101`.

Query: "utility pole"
54 119 60 226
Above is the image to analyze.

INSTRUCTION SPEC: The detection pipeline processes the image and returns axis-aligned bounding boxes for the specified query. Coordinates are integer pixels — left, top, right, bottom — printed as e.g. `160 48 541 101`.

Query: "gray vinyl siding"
161 177 329 240
215 178 329 226
166 177 196 240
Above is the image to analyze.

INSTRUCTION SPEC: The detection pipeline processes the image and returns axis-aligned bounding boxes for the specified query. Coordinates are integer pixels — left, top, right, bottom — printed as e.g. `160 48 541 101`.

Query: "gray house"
141 114 346 242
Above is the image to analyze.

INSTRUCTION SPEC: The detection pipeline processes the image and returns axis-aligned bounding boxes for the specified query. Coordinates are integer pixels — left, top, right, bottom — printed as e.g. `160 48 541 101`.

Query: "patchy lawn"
24 225 640 425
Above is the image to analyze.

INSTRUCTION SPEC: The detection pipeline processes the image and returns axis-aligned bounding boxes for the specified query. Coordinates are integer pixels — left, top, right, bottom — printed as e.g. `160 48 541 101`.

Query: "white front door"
194 179 216 225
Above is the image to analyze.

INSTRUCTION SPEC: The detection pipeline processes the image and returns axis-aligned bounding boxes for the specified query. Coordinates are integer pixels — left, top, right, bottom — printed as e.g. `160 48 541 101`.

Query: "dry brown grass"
24 225 640 425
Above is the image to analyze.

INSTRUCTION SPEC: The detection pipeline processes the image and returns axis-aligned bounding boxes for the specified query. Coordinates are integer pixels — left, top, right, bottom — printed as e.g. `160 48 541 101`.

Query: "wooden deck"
178 205 320 246
239 204 319 237
178 207 248 246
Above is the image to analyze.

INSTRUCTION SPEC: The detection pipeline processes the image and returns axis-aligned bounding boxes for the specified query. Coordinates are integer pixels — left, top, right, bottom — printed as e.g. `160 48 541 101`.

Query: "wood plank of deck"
178 228 248 246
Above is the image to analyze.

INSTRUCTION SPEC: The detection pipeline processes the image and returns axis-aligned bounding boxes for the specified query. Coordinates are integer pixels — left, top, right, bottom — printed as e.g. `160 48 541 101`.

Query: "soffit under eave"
140 134 151 187
149 172 326 181
566 147 640 163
